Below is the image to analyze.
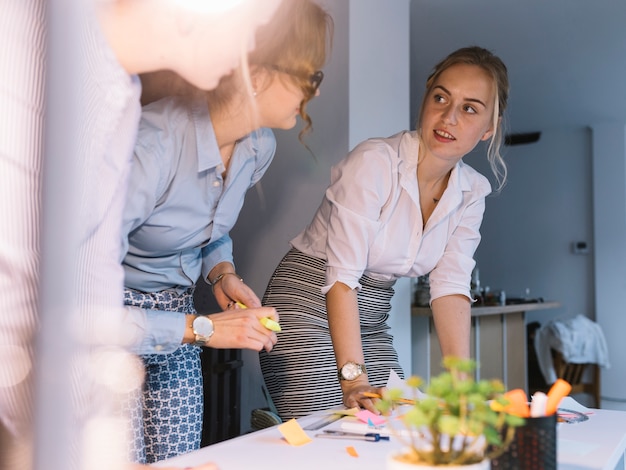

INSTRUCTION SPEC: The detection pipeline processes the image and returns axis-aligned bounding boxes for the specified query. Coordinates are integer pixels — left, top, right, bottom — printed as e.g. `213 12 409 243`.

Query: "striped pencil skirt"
259 248 404 420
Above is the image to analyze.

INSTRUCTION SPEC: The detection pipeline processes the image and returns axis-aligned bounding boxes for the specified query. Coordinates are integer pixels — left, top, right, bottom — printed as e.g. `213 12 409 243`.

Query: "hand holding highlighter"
235 301 282 332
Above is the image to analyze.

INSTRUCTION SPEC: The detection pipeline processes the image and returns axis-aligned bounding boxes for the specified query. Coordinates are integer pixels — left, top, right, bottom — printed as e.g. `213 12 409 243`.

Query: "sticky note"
278 418 312 446
346 446 359 457
260 317 282 332
335 407 360 416
356 409 385 426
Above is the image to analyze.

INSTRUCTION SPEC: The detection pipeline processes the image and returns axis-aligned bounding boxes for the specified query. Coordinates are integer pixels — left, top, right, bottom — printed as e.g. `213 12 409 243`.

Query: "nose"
442 106 458 125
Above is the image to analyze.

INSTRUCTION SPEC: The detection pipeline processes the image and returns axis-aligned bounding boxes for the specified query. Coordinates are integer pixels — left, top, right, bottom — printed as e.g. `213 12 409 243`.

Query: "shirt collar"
190 97 221 173
399 130 472 195
189 97 262 173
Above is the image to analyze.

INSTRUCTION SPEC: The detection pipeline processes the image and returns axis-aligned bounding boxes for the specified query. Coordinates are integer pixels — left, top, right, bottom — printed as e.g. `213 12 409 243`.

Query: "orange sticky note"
346 446 359 457
278 418 312 446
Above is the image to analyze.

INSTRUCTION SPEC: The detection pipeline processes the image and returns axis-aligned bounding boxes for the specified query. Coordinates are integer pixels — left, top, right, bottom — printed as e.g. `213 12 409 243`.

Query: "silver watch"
338 361 367 381
192 315 214 347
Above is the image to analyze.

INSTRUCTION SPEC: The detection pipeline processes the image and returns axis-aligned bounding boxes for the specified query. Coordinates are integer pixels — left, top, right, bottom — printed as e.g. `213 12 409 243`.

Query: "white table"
153 409 626 470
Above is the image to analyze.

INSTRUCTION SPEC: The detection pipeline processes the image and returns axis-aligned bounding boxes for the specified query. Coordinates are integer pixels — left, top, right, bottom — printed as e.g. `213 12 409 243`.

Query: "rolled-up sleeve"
201 235 234 282
429 192 487 303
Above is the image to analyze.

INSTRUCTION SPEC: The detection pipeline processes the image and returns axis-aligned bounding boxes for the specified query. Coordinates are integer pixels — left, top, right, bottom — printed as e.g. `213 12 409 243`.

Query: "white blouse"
291 130 492 302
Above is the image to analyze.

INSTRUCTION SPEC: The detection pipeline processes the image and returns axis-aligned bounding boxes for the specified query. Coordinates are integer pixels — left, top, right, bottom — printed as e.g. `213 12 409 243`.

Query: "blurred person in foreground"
0 0 285 469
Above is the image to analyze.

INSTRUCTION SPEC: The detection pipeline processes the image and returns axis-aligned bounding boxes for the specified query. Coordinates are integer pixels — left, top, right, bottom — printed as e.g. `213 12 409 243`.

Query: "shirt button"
154 344 163 352
213 180 221 187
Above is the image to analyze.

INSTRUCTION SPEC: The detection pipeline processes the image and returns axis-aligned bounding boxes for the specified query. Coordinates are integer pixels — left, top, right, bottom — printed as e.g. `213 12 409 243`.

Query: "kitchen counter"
411 301 561 392
413 300 561 317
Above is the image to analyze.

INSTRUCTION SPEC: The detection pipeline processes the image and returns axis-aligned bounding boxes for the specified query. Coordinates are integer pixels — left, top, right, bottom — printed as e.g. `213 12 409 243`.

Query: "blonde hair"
418 46 510 191
207 0 333 142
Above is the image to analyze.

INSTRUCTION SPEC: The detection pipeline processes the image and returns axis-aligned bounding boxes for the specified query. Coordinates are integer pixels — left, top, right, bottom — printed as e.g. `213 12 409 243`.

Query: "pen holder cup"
490 414 557 470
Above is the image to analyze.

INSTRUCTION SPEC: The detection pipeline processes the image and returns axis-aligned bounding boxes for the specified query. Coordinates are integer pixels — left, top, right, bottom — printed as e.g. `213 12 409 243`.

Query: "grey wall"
468 129 594 325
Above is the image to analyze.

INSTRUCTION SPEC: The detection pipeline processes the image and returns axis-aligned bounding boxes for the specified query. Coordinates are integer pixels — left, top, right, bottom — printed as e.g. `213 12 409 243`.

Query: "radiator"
200 347 243 446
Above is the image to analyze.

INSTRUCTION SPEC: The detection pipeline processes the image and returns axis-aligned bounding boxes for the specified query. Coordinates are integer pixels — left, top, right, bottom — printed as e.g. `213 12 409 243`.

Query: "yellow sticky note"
278 418 312 446
335 407 360 416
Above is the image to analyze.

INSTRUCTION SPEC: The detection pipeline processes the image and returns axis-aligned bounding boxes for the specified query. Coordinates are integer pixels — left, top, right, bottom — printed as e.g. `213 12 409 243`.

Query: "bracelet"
209 272 243 292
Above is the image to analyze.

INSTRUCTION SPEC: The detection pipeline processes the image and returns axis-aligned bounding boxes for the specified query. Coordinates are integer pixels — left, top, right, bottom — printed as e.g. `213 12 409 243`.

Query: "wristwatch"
338 361 367 381
192 315 214 347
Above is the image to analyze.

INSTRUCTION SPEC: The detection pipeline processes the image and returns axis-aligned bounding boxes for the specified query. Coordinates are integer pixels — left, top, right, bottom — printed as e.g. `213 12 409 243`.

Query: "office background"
192 0 626 433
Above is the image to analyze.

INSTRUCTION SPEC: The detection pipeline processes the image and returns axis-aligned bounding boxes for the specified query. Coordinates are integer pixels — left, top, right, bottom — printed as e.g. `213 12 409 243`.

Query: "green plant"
377 356 525 466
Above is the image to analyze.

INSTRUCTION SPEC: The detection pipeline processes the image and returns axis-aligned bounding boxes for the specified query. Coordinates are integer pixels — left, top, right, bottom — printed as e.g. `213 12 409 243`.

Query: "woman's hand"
212 272 262 310
208 307 279 353
340 376 385 415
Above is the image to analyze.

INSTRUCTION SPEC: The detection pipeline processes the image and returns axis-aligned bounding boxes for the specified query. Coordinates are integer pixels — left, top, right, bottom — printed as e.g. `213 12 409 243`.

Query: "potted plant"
377 356 525 469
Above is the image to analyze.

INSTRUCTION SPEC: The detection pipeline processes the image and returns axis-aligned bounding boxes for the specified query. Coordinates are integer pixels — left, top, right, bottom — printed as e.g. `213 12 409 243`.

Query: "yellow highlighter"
235 301 281 332
260 317 282 332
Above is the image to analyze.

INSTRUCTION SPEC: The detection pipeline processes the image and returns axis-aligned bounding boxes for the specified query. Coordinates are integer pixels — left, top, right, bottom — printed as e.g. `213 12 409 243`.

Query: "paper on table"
386 369 427 400
557 396 593 414
278 418 312 446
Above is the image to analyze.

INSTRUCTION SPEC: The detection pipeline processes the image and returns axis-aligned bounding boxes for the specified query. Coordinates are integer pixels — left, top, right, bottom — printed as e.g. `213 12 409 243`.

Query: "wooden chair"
552 348 601 408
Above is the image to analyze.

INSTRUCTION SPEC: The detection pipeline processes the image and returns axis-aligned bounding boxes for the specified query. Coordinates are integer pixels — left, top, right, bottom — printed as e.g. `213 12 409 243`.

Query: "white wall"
592 123 626 411
195 0 412 433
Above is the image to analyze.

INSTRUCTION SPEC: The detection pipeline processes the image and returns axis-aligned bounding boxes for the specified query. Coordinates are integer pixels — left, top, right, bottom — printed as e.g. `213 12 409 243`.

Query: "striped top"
0 0 46 443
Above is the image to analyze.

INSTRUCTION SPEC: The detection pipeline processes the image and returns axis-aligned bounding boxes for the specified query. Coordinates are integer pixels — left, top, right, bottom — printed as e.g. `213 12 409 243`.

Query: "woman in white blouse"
260 46 510 420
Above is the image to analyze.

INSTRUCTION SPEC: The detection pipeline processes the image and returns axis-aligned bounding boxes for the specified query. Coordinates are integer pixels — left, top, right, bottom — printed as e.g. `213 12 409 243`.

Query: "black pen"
316 430 389 442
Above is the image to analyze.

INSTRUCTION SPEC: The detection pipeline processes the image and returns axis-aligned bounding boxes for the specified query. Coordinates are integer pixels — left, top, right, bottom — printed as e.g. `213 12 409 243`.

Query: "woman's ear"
249 65 272 95
480 116 501 141
480 128 494 141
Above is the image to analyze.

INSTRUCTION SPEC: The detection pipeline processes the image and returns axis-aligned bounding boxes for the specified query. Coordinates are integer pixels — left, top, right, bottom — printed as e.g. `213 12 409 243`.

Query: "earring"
253 90 257 97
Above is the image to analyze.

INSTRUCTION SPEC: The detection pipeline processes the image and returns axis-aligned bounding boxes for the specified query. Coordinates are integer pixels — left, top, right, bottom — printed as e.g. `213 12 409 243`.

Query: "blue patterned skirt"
123 287 203 464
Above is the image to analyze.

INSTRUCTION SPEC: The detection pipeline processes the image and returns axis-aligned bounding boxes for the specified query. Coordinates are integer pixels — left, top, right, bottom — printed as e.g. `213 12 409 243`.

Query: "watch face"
193 316 214 342
341 362 362 380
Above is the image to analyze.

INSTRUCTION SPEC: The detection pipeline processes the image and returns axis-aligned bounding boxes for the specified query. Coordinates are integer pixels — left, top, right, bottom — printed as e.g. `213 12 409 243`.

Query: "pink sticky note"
278 418 312 446
355 409 385 426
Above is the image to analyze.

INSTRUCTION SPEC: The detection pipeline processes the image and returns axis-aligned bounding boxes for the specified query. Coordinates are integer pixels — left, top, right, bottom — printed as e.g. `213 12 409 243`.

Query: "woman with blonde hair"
260 46 509 420
120 0 333 463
